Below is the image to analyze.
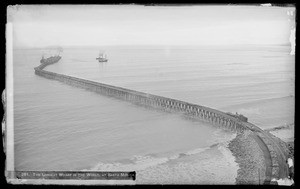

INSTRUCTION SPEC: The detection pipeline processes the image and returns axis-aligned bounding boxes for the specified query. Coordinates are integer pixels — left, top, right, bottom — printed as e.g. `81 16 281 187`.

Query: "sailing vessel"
96 52 108 62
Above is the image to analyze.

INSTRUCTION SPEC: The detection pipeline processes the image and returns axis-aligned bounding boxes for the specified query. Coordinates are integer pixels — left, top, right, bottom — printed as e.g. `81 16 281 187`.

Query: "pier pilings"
35 62 247 133
34 58 290 182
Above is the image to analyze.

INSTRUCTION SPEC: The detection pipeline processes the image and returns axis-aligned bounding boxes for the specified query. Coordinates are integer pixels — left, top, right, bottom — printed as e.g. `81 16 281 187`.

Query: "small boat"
96 52 108 62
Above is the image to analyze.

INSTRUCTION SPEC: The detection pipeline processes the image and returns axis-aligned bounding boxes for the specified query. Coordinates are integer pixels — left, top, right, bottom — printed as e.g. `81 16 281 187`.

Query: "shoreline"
266 124 294 145
265 124 294 166
264 123 294 132
228 130 266 185
229 122 294 185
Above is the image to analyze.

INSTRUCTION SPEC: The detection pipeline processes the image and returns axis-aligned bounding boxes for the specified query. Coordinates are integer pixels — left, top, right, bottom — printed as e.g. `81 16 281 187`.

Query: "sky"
7 5 295 48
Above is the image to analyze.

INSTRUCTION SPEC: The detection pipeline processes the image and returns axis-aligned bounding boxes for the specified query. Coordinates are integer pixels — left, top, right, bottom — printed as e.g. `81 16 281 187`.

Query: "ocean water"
13 45 294 184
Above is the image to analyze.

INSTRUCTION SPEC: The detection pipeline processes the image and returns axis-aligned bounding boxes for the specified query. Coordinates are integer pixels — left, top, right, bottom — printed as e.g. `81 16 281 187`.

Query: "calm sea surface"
13 45 294 184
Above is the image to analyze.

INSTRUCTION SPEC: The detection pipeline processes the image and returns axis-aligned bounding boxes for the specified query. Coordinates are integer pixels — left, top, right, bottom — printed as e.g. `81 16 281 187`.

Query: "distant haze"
8 5 295 48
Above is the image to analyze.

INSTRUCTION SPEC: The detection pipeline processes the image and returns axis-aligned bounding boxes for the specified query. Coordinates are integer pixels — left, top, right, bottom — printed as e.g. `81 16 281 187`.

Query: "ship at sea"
96 52 108 62
40 47 63 64
40 55 62 64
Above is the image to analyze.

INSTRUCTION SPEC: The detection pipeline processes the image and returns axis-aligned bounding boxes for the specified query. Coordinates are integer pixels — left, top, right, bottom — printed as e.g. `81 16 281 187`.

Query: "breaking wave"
85 145 217 172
